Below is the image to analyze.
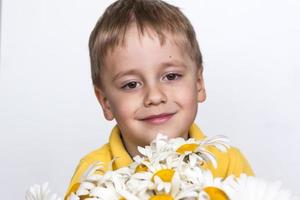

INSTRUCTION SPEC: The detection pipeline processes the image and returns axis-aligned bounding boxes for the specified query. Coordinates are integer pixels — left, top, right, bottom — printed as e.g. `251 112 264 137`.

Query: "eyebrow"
112 69 141 82
112 60 187 82
160 60 188 69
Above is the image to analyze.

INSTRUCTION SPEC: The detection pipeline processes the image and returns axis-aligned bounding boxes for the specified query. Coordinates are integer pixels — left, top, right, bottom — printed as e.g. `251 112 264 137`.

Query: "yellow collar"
109 123 205 169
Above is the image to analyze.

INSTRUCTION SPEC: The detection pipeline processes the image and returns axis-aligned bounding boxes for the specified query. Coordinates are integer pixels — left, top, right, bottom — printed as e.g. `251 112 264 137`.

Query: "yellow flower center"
135 164 148 173
149 194 174 200
176 143 199 154
152 169 175 182
119 197 126 200
203 186 229 200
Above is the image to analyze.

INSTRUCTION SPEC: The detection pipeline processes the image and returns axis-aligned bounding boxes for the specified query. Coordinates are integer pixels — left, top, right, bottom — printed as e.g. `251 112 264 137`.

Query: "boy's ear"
196 69 206 103
94 86 114 121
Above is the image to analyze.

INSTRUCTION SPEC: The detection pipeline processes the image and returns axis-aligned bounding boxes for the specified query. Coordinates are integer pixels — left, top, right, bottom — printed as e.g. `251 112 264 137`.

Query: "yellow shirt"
65 123 254 199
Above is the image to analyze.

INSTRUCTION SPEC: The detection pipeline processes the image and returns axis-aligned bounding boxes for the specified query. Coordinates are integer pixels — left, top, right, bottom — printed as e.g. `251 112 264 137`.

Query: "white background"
0 0 299 199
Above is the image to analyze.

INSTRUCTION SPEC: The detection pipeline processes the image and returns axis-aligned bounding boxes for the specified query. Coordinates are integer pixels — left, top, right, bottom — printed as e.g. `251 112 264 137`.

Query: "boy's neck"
120 134 142 158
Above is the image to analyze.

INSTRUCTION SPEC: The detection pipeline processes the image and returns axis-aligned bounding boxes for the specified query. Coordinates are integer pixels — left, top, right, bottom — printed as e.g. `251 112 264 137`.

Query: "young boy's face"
95 25 206 156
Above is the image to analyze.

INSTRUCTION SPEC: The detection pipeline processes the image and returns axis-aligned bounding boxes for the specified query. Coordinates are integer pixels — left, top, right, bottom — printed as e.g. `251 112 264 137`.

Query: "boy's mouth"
140 113 175 125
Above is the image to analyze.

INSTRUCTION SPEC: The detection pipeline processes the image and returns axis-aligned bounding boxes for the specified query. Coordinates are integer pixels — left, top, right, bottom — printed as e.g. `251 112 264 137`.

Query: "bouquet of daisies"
26 134 299 200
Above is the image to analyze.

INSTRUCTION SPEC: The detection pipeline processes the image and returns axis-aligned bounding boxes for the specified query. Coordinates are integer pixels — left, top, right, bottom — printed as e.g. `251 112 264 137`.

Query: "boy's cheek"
175 83 198 97
110 98 139 115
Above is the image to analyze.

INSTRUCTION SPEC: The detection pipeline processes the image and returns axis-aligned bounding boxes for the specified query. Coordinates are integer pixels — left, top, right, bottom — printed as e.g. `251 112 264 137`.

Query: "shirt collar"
109 123 205 169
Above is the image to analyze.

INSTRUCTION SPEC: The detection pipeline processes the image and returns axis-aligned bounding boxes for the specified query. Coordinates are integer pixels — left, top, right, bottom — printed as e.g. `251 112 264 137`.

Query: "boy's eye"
121 81 141 90
163 73 182 81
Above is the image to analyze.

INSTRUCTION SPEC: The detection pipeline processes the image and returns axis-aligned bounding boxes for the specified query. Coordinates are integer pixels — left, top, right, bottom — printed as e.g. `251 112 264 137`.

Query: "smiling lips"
140 113 175 125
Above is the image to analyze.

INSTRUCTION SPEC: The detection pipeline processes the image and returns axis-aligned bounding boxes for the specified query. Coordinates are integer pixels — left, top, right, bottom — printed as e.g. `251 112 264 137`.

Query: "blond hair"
89 0 203 88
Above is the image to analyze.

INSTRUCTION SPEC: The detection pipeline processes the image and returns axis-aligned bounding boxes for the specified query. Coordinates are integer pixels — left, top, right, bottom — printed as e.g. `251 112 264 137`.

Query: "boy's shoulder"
76 125 133 173
79 143 112 169
65 143 112 199
204 145 254 177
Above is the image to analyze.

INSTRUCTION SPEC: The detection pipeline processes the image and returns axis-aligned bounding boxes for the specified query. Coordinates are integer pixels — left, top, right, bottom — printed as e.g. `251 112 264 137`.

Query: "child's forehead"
108 24 188 58
102 27 197 79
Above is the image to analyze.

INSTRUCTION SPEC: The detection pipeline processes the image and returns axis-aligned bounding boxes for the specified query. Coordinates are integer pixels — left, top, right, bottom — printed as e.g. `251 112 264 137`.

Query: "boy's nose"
143 85 167 107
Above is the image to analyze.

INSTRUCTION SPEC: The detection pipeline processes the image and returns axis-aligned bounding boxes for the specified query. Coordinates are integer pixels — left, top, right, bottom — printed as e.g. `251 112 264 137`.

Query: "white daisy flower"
137 133 175 163
80 161 104 182
88 183 126 200
222 174 300 200
198 135 230 153
25 182 61 200
126 172 155 197
170 135 230 169
128 155 202 199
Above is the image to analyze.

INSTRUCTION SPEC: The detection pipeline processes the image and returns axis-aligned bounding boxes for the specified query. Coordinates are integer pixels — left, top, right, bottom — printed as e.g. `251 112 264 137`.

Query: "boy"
65 0 254 198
